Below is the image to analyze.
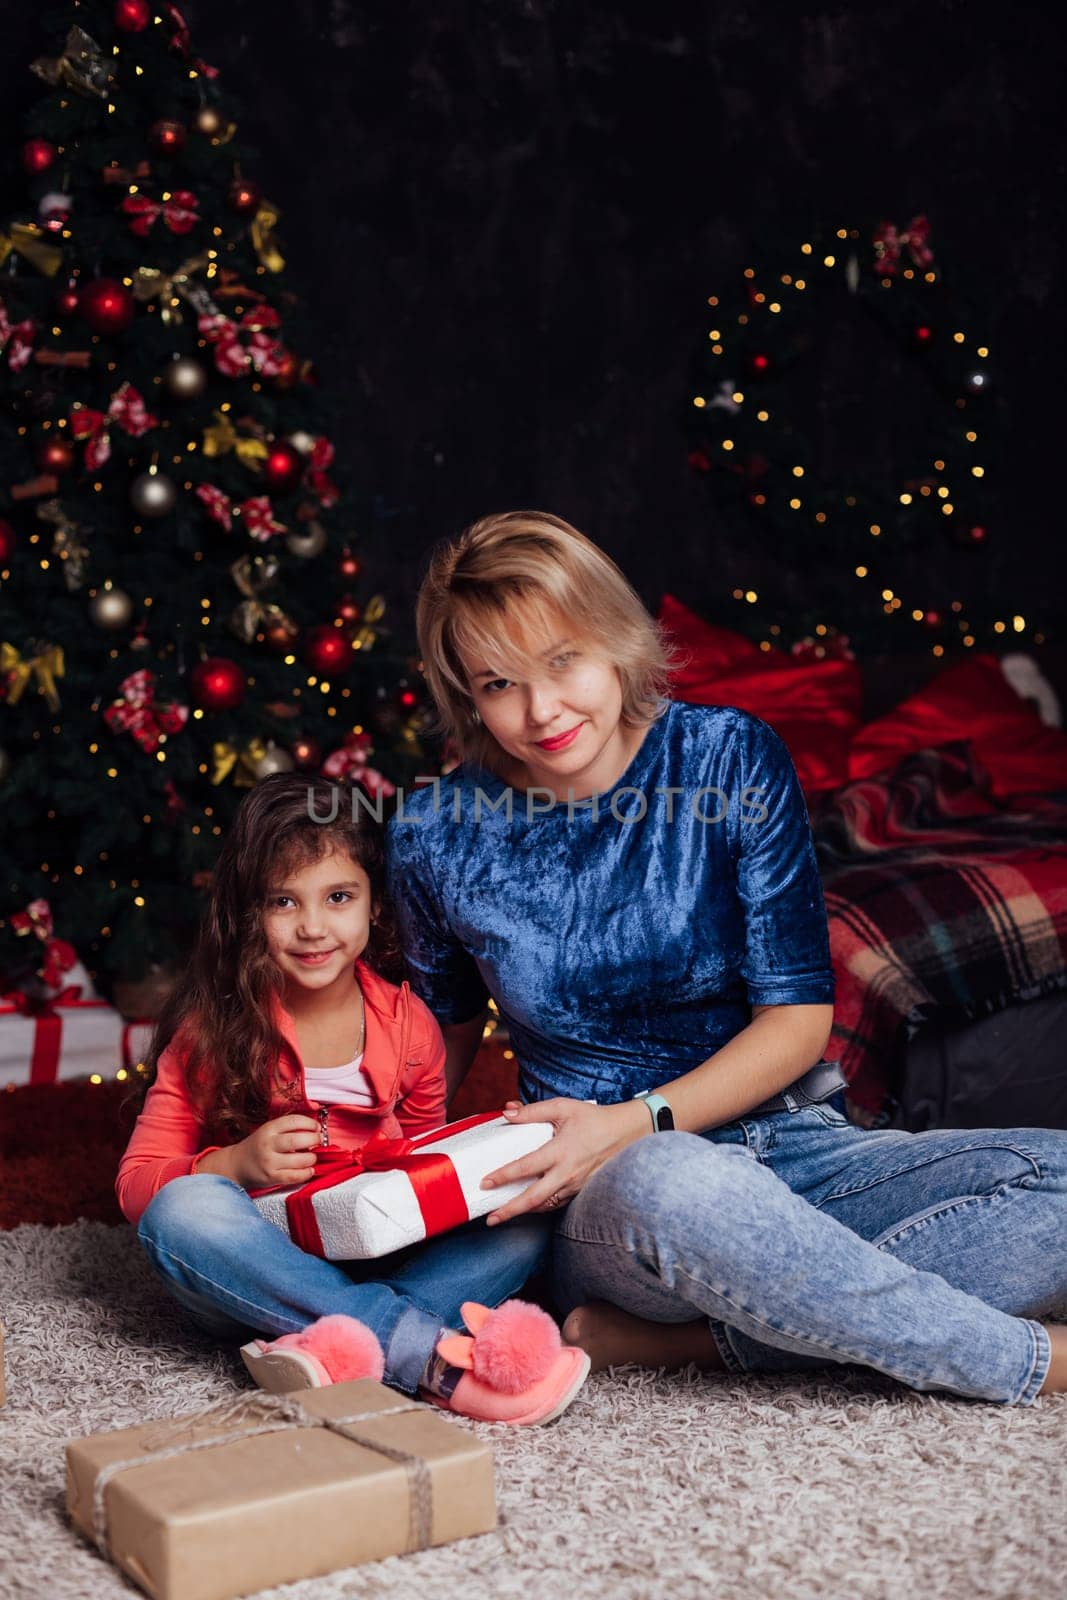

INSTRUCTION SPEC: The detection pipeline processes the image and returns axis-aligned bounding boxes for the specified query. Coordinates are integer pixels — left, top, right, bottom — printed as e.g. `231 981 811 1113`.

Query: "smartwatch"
634 1090 675 1132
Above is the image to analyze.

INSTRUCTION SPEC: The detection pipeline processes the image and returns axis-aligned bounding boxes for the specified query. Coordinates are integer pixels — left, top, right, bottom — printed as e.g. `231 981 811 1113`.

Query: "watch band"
634 1091 675 1132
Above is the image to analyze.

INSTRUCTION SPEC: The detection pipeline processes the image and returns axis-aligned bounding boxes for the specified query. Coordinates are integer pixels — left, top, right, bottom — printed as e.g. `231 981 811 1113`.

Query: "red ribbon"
281 1111 503 1257
0 983 100 1084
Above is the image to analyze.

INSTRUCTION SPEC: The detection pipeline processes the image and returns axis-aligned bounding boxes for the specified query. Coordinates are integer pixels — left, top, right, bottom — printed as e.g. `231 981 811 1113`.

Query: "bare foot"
561 1300 726 1375
1037 1323 1067 1394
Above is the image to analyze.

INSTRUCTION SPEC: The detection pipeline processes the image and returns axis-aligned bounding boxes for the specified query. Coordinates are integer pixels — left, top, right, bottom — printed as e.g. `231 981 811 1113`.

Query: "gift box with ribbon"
66 1380 496 1600
251 1110 555 1259
0 982 153 1087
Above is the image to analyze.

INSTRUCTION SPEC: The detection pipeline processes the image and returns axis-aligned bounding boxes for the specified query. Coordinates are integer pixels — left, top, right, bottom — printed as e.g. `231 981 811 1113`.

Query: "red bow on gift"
281 1113 500 1257
70 382 159 470
197 307 285 379
7 897 78 987
873 215 935 275
0 295 36 373
195 483 287 541
103 669 189 755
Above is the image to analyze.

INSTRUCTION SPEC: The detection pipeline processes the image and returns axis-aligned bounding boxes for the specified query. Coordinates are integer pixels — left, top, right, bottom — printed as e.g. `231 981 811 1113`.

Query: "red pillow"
849 654 1067 797
657 594 863 792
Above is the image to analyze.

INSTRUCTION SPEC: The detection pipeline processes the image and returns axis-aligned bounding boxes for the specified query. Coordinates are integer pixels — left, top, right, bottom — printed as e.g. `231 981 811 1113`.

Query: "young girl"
118 770 589 1425
385 508 1067 1404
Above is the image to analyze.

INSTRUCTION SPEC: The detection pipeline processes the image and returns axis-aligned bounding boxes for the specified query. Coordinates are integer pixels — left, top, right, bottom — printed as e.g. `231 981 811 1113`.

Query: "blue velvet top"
384 700 835 1105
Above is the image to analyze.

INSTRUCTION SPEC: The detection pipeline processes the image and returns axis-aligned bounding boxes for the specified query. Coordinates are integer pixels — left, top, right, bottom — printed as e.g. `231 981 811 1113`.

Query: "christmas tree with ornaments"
0 0 430 1000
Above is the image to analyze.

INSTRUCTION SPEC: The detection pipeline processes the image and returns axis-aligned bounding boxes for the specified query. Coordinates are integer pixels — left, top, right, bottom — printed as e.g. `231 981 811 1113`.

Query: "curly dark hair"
135 772 406 1141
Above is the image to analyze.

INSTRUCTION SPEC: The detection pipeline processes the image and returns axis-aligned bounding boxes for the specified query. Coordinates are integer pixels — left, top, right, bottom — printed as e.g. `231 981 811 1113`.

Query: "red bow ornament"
197 306 285 379
195 483 287 541
165 3 220 78
7 897 78 988
322 732 397 797
103 669 189 754
121 188 200 237
0 295 36 372
305 436 339 509
873 215 935 275
70 382 159 470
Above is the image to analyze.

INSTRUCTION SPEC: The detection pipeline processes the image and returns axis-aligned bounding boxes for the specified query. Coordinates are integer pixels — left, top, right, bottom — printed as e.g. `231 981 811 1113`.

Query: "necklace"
355 988 366 1056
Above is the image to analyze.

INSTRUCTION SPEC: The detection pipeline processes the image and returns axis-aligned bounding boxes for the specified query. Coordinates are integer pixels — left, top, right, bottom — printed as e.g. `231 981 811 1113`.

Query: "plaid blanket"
809 743 1067 1121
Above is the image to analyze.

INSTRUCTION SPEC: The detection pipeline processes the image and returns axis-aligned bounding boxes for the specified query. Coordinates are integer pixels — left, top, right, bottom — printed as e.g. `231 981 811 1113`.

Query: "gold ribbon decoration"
36 499 89 592
1 641 65 711
0 223 64 278
250 200 286 273
211 737 267 787
202 411 270 469
131 252 214 327
350 592 387 651
227 552 295 644
31 26 115 101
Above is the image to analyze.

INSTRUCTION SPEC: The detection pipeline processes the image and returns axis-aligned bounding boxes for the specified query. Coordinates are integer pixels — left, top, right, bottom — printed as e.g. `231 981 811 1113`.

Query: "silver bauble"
130 471 178 518
163 355 208 401
89 586 133 630
285 522 327 560
253 741 296 780
287 430 316 456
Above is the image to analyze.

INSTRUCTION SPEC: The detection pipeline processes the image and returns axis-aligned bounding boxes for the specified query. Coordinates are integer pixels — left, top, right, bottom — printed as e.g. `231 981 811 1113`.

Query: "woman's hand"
226 1114 321 1190
480 1097 649 1225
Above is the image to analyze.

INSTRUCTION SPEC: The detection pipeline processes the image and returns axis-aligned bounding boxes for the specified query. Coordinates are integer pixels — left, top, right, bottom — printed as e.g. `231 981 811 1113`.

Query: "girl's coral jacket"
116 959 447 1226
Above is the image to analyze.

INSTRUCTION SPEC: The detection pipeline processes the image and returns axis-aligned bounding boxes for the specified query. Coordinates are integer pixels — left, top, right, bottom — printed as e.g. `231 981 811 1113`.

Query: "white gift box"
0 980 155 1088
252 1112 556 1259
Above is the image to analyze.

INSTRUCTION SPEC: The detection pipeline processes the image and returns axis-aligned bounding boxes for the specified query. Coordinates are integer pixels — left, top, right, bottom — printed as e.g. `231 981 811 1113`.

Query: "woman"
385 509 1067 1404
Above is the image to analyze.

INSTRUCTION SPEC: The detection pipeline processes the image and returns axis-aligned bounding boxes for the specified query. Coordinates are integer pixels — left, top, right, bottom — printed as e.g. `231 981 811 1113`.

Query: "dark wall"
3 2 1063 672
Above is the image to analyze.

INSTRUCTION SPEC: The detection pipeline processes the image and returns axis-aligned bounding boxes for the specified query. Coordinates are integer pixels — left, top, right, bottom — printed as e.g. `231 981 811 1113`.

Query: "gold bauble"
193 104 224 137
89 586 133 630
252 741 296 779
285 522 327 560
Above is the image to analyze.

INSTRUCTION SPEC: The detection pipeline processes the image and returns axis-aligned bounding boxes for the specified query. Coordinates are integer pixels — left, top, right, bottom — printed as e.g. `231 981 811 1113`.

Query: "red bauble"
21 138 57 175
114 0 151 30
397 687 418 710
36 438 75 475
747 352 772 377
336 594 361 625
79 278 135 336
55 284 81 317
966 524 988 546
228 177 262 217
149 119 187 156
337 549 363 582
0 519 15 564
912 324 935 350
290 736 322 770
189 656 246 712
304 625 353 677
922 610 943 629
262 442 304 495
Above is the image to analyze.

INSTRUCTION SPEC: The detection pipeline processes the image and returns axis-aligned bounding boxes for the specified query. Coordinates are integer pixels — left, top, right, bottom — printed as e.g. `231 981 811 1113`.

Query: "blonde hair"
415 510 683 778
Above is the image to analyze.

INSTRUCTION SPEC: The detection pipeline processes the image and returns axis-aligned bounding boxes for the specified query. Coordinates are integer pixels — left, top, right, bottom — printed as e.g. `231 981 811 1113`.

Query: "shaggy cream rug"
1 1222 1064 1600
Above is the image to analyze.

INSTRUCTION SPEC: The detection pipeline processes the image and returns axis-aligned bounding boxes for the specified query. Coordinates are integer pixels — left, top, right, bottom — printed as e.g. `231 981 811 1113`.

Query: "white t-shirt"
303 1051 376 1108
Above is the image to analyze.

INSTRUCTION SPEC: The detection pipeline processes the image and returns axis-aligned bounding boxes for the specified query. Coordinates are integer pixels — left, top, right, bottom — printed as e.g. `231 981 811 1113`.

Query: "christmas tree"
684 218 1044 661
0 1 429 999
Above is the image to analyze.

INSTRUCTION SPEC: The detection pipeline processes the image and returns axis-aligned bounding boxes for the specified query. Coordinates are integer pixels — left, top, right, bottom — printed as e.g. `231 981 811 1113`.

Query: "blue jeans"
137 1173 553 1394
551 1103 1067 1405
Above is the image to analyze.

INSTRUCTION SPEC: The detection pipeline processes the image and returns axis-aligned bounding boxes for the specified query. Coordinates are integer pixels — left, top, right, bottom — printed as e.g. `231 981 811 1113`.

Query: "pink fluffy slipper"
431 1300 590 1426
240 1313 385 1395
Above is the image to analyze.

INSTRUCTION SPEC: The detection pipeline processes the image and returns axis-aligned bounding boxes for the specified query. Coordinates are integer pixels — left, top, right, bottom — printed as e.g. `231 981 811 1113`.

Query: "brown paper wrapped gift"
66 1379 496 1600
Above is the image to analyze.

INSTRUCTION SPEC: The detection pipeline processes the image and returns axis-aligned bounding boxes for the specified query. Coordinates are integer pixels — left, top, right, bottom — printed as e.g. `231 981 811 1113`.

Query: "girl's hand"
231 1114 321 1190
480 1097 649 1225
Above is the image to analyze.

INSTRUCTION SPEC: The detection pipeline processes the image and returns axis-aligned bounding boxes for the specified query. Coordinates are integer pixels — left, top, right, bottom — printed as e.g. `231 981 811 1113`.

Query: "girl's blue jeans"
551 1100 1067 1405
137 1174 553 1395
